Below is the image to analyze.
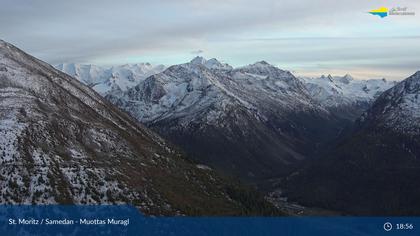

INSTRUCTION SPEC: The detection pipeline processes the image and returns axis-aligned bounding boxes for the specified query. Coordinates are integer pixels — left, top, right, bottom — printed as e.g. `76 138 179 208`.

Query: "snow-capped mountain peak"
248 60 271 67
190 56 207 65
55 62 166 95
232 61 307 94
301 74 397 112
237 61 292 77
339 74 354 84
361 71 420 134
243 60 275 69
205 58 231 69
319 74 334 82
189 56 233 70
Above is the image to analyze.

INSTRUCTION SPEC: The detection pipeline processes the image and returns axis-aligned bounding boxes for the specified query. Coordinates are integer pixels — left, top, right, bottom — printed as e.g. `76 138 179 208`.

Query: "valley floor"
266 189 342 216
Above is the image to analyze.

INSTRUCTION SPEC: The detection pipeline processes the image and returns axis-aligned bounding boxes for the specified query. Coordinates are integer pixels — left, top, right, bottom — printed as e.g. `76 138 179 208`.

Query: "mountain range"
66 58 395 184
56 58 399 187
58 56 420 216
0 40 278 216
104 57 348 185
9 40 420 215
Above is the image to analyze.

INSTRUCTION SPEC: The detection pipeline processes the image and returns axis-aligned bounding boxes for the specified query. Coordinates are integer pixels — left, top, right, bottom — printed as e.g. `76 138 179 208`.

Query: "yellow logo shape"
369 7 389 18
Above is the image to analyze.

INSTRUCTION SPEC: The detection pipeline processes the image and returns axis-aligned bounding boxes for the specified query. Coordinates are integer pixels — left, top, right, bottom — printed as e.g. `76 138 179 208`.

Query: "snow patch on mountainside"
0 110 26 163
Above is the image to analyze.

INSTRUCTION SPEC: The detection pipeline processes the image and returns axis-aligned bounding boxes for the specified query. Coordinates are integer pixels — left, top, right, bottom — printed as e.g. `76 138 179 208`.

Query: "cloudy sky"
1 0 419 80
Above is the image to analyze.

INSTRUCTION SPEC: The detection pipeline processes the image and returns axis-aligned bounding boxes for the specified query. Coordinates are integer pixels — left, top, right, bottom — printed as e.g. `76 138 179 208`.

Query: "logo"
369 7 388 18
368 6 415 18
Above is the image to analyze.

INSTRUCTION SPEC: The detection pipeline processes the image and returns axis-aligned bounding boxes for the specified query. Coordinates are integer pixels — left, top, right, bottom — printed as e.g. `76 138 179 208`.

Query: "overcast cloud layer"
1 0 419 80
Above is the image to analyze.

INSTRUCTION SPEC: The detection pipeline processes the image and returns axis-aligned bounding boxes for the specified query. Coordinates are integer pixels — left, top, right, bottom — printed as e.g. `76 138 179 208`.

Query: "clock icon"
384 222 393 231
